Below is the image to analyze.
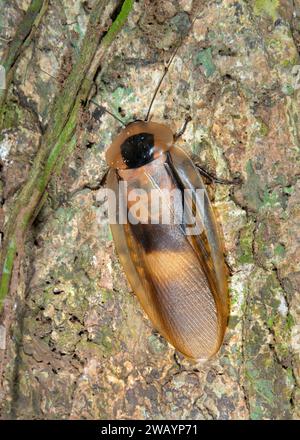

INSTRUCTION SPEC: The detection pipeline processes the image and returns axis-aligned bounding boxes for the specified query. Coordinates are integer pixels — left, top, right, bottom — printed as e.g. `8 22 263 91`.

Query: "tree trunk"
0 0 299 420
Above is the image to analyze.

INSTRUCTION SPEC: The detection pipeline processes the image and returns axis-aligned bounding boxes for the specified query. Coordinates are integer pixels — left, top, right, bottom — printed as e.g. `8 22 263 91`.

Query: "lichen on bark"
0 0 299 420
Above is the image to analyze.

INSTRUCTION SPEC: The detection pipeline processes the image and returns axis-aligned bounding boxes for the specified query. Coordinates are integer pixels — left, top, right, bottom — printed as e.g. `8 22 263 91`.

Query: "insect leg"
195 164 241 185
82 169 109 190
174 115 192 141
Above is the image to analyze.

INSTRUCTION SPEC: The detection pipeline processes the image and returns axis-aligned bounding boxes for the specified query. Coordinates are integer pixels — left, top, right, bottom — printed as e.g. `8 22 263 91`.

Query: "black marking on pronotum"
120 132 154 168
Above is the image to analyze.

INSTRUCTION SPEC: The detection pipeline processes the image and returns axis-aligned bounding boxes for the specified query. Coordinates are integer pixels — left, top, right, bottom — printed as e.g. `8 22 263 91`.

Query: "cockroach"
96 22 236 361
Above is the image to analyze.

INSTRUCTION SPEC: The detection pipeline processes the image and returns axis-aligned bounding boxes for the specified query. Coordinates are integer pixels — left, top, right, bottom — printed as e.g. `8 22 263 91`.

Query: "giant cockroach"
96 17 238 361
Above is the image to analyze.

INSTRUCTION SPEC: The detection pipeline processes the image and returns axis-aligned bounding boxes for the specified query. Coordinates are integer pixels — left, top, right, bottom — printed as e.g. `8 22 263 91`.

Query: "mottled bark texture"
0 0 299 420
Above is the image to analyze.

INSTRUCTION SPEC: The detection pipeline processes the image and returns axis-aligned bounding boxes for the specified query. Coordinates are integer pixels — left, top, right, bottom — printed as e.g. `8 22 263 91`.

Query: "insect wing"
106 169 167 336
168 146 229 332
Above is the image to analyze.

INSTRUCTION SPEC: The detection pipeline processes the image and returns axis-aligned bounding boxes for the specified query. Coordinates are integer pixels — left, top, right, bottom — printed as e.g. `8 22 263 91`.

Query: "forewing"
106 169 168 337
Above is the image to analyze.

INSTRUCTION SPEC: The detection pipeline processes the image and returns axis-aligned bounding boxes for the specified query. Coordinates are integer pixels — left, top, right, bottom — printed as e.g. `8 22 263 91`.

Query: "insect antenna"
144 45 180 122
144 16 197 122
90 99 126 127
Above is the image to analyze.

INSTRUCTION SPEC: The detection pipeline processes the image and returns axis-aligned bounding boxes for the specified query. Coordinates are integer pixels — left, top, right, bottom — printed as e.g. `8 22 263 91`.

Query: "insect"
96 22 236 361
